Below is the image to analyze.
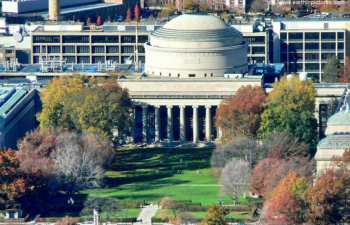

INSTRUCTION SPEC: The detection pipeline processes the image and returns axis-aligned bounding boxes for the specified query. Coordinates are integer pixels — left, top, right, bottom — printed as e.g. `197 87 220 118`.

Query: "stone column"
179 105 186 143
142 105 148 143
205 105 212 142
154 106 160 143
167 105 173 142
193 106 199 144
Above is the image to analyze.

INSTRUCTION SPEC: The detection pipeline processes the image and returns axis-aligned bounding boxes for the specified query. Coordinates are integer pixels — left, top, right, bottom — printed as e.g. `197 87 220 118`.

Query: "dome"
163 12 229 30
144 12 248 78
152 13 242 42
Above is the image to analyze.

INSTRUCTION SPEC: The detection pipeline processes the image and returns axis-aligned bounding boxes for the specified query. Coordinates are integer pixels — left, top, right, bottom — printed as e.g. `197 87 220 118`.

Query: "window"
321 32 336 41
169 73 171 76
338 43 344 50
305 43 319 51
5 50 13 54
77 56 90 63
107 46 119 53
63 46 75 53
289 53 303 61
321 53 336 60
139 56 145 63
211 73 213 77
92 46 105 54
280 33 287 41
288 32 303 41
289 43 303 51
321 43 335 50
189 74 196 77
252 47 265 54
305 63 319 71
48 46 60 53
243 36 265 44
138 35 148 43
338 32 344 40
77 46 90 54
252 57 264 63
65 56 75 63
33 35 60 43
178 74 180 77
92 35 118 43
122 46 134 53
305 53 319 61
33 46 41 53
107 56 119 63
305 32 319 41
63 35 89 43
121 35 136 43
205 73 207 77
92 56 105 63
138 46 145 53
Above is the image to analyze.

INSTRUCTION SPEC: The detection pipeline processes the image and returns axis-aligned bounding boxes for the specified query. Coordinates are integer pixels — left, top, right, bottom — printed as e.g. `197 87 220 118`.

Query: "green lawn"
85 148 252 206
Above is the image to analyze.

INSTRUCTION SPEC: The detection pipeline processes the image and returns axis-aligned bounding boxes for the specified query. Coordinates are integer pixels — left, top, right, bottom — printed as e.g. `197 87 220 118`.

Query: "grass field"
85 147 253 206
156 209 250 221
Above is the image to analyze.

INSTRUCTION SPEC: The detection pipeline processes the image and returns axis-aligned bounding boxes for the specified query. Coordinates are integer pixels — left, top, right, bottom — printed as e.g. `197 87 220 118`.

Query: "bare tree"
220 159 251 206
159 196 187 218
250 0 267 12
265 132 310 159
211 137 267 168
178 212 196 225
51 132 106 200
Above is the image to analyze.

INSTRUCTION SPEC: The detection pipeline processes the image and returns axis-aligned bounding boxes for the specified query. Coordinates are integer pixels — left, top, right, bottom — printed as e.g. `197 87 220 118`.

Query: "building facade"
273 18 350 82
30 21 164 65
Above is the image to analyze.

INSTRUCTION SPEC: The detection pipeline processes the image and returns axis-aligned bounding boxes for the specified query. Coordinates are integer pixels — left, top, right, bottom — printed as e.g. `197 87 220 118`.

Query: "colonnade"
132 105 218 143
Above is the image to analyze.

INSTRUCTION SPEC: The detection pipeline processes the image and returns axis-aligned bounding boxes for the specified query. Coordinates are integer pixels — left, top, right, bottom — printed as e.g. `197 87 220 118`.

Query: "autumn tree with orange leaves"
0 148 27 206
339 57 350 83
125 7 132 22
215 85 266 142
264 171 310 224
134 5 140 22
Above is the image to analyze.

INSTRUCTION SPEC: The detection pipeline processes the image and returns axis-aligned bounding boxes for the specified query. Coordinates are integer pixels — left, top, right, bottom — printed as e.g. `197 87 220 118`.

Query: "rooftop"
327 110 350 125
0 86 30 119
318 133 350 149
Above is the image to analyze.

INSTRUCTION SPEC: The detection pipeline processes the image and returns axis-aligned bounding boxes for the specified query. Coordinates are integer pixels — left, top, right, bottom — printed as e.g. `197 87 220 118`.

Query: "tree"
220 159 251 205
339 4 350 12
183 0 198 11
125 7 132 22
161 4 176 20
149 14 154 20
211 137 266 168
159 196 187 218
82 197 120 221
264 132 310 159
51 132 108 200
250 0 267 12
265 172 309 224
75 80 133 140
259 76 317 151
199 3 210 12
305 169 343 224
320 3 338 12
339 57 350 83
178 213 196 225
323 55 340 83
202 205 229 225
96 15 102 25
0 148 27 205
55 216 77 225
215 85 267 141
37 75 84 129
134 5 140 22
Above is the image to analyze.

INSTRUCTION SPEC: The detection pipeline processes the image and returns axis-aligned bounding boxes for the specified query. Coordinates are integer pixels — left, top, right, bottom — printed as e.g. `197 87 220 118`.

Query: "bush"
187 205 208 212
120 200 145 209
224 205 251 212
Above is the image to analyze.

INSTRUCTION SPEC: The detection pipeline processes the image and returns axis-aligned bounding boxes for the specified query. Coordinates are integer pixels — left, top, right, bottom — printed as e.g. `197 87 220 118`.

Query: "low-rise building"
273 18 350 82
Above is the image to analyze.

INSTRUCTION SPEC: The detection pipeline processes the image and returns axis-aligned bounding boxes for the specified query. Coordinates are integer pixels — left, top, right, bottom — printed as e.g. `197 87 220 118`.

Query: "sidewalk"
135 205 159 225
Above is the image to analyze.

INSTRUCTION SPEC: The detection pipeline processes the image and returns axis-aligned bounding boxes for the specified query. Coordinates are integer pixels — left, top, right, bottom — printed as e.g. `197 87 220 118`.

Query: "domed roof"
163 12 229 30
151 12 242 41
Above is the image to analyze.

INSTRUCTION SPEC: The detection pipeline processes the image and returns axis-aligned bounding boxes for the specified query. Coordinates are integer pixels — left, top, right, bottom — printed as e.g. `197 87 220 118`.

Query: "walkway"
136 204 159 225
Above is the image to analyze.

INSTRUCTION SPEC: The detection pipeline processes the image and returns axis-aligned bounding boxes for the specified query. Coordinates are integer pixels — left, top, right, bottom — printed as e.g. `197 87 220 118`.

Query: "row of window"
33 45 145 54
281 42 344 51
281 32 344 41
243 36 265 44
288 62 342 72
33 35 149 44
33 56 145 64
281 52 344 62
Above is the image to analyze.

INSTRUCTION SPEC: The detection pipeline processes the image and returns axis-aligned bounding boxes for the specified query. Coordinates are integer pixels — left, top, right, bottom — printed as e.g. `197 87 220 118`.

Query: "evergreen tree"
323 56 340 83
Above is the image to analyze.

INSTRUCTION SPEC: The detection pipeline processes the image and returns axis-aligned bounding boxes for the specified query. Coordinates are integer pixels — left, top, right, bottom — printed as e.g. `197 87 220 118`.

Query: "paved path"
136 204 159 225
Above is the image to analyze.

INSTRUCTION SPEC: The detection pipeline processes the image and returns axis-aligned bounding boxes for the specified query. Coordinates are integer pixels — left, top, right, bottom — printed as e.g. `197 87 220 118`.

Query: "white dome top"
163 12 229 30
